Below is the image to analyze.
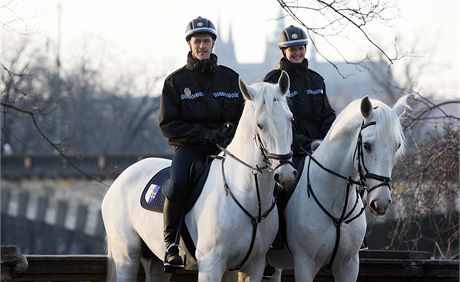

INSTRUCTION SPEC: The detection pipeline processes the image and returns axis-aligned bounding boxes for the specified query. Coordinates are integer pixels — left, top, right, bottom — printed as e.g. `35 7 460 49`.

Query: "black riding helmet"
185 16 217 42
278 25 308 48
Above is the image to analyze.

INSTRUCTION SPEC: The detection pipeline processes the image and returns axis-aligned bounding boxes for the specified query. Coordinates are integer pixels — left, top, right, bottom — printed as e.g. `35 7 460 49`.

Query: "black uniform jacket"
159 52 244 152
264 57 336 153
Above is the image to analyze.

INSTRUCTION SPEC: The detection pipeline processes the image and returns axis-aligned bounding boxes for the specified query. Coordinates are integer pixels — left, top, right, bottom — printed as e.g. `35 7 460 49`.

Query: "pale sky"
1 0 459 98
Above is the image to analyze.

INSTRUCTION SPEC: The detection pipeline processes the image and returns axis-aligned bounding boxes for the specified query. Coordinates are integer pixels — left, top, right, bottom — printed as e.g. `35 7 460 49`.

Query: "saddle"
140 158 211 213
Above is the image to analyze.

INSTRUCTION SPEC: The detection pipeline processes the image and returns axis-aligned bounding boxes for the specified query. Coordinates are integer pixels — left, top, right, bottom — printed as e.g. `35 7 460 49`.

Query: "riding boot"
263 260 276 279
163 198 185 272
360 237 368 251
270 230 284 250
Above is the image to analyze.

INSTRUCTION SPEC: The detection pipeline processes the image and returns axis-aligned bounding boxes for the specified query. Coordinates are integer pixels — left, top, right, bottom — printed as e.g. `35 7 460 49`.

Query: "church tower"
262 9 286 69
214 19 237 69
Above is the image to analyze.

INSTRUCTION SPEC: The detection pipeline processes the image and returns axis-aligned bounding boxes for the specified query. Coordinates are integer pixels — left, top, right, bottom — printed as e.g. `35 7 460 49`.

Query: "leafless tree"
276 0 406 76
388 98 459 259
1 40 171 182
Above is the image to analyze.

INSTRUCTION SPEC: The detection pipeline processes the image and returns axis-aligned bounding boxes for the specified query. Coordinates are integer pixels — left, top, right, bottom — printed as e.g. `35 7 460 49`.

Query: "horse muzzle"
274 164 298 190
369 198 392 215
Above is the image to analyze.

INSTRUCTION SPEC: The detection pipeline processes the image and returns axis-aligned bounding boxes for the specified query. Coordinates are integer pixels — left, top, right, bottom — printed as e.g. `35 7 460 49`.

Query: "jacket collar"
186 51 218 74
279 57 309 77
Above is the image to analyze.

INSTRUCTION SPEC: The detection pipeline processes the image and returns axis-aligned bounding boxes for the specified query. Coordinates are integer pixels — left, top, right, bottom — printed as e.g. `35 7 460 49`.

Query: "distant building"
214 17 284 84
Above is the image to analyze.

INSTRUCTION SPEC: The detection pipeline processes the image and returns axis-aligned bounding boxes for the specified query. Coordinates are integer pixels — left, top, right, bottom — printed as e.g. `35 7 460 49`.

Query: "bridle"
256 133 294 175
305 119 393 269
215 132 293 271
354 121 392 194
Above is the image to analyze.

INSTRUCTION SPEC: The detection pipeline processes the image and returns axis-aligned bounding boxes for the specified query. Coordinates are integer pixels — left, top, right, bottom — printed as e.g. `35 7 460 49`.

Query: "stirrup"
262 263 276 279
359 238 368 251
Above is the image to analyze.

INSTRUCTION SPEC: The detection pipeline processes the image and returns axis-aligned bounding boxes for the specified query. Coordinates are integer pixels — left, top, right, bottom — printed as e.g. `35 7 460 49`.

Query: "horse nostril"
388 199 392 205
274 173 280 183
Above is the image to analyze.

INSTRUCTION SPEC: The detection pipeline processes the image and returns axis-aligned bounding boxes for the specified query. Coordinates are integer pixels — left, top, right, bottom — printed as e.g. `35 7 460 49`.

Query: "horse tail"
106 237 117 282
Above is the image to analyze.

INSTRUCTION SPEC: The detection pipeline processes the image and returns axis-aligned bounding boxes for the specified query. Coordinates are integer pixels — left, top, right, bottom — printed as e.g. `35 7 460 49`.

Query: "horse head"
237 70 297 189
357 96 409 215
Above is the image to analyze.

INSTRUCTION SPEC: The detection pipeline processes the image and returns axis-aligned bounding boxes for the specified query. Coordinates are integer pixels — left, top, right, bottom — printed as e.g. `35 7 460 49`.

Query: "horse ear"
393 94 412 117
278 70 290 95
239 77 253 101
361 96 373 119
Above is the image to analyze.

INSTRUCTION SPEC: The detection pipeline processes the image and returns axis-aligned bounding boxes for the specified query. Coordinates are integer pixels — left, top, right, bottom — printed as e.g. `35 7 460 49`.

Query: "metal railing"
6 251 459 282
1 155 172 179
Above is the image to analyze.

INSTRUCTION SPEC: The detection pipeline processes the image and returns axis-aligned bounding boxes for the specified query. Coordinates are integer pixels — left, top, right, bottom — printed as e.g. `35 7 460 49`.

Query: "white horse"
261 95 410 282
101 71 298 282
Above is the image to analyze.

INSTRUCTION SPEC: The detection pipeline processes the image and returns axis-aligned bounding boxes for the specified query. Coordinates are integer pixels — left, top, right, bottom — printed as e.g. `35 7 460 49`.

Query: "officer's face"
285 45 306 64
189 34 214 60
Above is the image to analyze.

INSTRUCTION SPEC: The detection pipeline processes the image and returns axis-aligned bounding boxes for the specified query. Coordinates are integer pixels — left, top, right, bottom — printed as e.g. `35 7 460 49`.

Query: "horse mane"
372 100 406 156
237 81 292 149
247 82 291 119
329 98 405 156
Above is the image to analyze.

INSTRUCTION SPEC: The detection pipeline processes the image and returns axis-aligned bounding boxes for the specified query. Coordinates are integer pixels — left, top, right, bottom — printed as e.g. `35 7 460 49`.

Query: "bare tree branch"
1 101 109 186
276 0 398 68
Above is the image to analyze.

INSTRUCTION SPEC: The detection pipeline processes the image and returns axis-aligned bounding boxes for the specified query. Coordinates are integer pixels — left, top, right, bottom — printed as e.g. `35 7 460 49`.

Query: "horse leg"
106 234 142 282
237 271 249 282
272 268 283 281
140 258 151 281
196 259 226 282
222 270 238 282
142 257 172 282
332 256 359 282
241 257 266 282
238 268 282 282
292 256 318 282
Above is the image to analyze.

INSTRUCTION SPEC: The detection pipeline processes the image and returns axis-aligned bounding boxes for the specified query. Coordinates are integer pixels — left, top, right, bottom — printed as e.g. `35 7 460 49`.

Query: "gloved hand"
201 122 235 145
310 139 322 152
220 122 235 138
220 122 235 148
292 134 311 154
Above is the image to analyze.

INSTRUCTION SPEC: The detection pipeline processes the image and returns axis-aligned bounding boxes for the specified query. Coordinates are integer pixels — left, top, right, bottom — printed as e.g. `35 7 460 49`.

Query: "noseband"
216 132 293 175
256 133 293 173
354 121 392 194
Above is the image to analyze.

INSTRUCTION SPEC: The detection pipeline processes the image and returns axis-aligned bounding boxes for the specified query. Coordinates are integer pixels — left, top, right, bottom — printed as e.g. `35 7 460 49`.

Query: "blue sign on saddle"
140 167 170 212
140 161 211 213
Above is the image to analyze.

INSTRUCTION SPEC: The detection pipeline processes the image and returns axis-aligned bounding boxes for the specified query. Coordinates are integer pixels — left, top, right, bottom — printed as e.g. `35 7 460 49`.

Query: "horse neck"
309 131 359 210
224 130 275 213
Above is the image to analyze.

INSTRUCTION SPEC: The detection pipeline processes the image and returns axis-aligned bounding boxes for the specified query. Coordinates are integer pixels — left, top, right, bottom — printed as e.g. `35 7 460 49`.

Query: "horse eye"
397 143 401 149
363 142 372 151
257 123 263 130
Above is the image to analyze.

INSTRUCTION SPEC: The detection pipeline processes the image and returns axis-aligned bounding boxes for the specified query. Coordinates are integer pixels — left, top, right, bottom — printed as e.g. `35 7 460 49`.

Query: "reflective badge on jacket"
286 89 323 97
305 89 323 95
180 91 239 100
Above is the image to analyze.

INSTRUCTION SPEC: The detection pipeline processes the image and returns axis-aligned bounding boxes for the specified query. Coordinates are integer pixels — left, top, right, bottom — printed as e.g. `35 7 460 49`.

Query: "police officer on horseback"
159 16 244 272
264 25 336 156
262 25 336 279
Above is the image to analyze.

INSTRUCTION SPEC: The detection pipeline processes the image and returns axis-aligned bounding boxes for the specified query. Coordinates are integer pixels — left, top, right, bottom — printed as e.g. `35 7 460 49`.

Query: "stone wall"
1 179 110 254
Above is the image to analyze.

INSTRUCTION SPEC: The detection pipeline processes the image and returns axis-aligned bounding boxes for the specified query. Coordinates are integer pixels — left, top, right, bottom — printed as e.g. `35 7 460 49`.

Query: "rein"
304 120 392 270
215 136 292 271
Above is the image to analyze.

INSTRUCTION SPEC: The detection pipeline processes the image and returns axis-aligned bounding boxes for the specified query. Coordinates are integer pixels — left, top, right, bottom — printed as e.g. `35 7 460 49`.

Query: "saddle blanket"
140 167 170 212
